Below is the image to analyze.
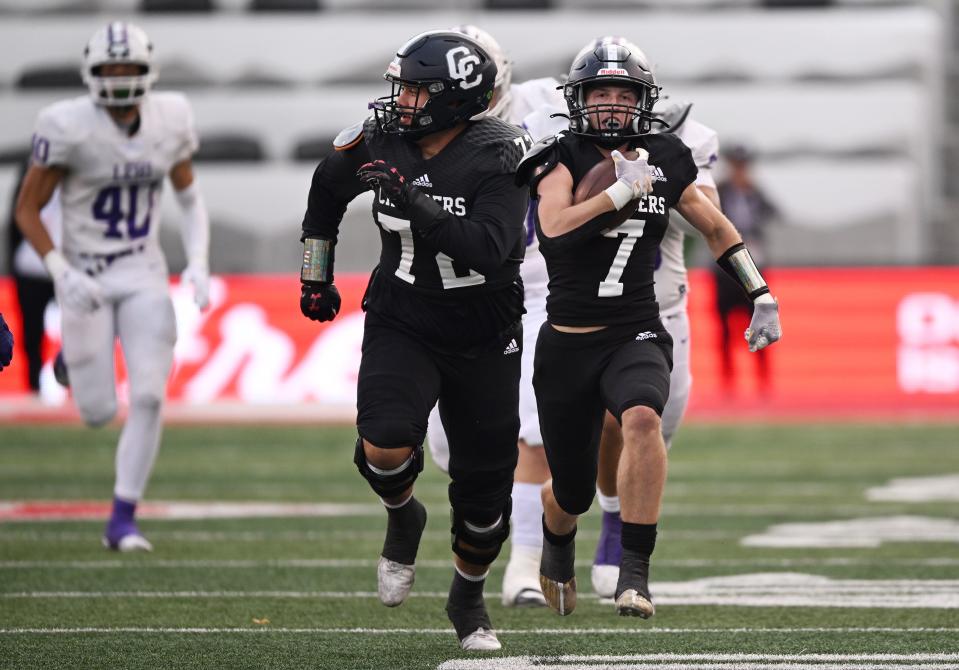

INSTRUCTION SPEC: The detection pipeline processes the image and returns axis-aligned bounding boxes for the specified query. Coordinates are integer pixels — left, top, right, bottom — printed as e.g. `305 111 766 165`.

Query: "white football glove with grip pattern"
745 294 782 352
43 250 103 313
605 149 654 210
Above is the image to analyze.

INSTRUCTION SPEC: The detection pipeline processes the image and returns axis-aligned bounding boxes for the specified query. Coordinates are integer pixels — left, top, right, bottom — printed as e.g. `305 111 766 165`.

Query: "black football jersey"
302 116 532 349
535 132 697 327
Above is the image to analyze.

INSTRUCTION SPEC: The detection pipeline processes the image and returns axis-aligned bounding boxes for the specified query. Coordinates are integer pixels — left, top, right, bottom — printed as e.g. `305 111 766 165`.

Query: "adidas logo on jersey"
503 338 520 355
635 331 658 341
411 173 433 188
649 165 667 182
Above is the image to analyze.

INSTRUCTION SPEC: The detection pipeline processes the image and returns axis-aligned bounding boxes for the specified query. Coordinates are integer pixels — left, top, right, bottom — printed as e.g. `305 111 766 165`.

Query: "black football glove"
299 282 341 322
0 314 13 370
357 160 413 211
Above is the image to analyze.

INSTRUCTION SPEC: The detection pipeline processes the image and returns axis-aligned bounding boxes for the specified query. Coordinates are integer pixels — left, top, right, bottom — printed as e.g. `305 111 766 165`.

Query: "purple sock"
593 510 622 566
104 497 139 545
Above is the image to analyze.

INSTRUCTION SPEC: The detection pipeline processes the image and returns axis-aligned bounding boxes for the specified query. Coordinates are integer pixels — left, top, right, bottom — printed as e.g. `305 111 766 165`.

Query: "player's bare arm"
674 181 742 259
14 163 65 258
536 162 615 238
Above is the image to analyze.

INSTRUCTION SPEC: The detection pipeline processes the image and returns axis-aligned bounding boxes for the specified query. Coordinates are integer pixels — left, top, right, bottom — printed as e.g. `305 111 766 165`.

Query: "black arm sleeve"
300 143 372 243
405 172 528 277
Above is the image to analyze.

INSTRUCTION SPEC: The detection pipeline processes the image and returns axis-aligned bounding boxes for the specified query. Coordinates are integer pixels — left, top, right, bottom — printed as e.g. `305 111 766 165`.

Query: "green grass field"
1 422 958 669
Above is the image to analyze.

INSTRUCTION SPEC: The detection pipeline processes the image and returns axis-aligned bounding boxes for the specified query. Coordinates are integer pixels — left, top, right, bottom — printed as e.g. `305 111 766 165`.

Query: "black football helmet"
371 31 497 140
563 36 660 146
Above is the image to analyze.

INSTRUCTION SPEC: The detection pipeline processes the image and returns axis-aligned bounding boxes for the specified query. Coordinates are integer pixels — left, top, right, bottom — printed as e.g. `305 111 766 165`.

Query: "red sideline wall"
1 269 958 419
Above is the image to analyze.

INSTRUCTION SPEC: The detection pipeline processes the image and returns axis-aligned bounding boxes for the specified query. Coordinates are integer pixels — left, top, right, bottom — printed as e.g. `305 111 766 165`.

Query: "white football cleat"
377 556 415 607
591 564 619 599
501 544 547 607
102 533 153 553
459 627 502 651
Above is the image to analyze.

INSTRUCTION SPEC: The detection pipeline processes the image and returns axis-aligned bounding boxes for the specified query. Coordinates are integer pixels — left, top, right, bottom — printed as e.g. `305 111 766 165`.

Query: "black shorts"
532 320 673 515
356 311 522 486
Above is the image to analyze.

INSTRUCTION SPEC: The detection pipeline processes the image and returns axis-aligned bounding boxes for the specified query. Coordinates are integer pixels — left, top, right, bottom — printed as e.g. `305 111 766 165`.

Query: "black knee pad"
353 437 424 498
450 497 512 566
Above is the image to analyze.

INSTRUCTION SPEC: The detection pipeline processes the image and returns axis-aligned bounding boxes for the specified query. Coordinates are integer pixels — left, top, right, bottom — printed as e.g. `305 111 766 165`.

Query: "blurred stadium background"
1 2 958 669
2 0 958 419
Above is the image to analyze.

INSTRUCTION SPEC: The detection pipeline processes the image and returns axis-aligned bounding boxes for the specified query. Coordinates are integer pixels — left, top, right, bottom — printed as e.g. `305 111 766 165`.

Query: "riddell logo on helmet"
598 68 629 76
387 61 401 77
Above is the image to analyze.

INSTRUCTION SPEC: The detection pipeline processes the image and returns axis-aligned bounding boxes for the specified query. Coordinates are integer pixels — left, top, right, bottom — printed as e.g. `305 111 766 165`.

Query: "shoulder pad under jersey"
654 100 693 135
333 120 366 151
514 134 561 189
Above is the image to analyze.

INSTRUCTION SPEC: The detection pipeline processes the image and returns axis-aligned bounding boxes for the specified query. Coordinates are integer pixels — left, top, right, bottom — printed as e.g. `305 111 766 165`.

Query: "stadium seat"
291 136 334 162
193 134 266 163
248 0 321 10
16 66 83 90
140 0 214 11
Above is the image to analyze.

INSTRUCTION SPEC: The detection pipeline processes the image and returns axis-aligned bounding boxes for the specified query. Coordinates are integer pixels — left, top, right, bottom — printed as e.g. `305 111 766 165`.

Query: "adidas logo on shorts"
635 331 658 341
411 173 433 188
503 338 520 355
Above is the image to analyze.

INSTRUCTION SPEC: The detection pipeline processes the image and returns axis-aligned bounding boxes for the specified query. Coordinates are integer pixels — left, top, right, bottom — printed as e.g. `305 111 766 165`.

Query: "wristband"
717 243 770 300
301 237 334 283
604 180 634 211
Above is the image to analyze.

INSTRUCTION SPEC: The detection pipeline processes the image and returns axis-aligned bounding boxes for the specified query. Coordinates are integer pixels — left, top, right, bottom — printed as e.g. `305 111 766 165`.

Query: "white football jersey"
31 92 198 261
656 115 719 316
509 77 566 292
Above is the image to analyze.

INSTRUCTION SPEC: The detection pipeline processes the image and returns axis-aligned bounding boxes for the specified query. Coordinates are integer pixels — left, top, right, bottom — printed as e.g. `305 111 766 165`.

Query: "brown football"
573 149 640 229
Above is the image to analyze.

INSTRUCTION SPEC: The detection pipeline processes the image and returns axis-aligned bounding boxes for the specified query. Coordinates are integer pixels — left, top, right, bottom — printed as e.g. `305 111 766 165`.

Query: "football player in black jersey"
298 30 531 651
517 41 782 618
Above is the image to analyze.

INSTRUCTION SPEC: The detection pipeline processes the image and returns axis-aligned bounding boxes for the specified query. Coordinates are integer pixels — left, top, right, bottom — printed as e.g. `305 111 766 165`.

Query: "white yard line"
6 575 958 608
436 654 959 670
2 557 958 570
1 627 956 635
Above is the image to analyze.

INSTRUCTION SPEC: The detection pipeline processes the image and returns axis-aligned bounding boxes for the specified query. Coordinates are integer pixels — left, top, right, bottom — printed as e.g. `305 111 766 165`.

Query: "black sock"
381 496 427 565
541 516 576 583
446 570 491 639
616 547 652 600
621 521 657 561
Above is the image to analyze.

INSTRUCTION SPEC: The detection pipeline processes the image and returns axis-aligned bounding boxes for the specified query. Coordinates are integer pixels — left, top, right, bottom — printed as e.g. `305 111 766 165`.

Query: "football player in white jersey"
14 22 210 552
426 30 723 605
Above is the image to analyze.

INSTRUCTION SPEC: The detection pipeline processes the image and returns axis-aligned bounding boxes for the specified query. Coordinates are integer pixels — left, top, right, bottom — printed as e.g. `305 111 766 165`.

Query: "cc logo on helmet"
445 46 483 90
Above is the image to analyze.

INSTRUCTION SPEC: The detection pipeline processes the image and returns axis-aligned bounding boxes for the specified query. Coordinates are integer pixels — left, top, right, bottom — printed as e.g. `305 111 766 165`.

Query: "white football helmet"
81 22 158 107
450 24 512 121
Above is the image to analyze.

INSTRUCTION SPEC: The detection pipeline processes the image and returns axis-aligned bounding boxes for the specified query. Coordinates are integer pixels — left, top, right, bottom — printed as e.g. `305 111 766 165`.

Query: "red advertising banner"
1 268 957 419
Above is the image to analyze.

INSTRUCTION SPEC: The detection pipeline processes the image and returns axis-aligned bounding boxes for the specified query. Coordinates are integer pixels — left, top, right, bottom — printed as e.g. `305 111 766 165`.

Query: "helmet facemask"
371 75 451 140
566 79 658 147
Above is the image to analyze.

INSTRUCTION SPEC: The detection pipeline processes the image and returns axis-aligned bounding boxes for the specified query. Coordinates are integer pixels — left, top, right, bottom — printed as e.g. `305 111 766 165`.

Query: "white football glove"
43 250 103 313
611 149 653 199
181 260 210 310
745 295 782 352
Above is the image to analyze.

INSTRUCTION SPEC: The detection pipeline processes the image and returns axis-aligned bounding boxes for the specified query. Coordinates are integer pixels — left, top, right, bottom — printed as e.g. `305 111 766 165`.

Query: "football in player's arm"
14 22 210 552
297 30 531 652
518 40 781 619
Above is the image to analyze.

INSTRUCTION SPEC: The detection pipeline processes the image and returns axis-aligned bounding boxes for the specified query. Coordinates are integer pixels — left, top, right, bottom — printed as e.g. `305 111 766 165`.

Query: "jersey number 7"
598 219 646 298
